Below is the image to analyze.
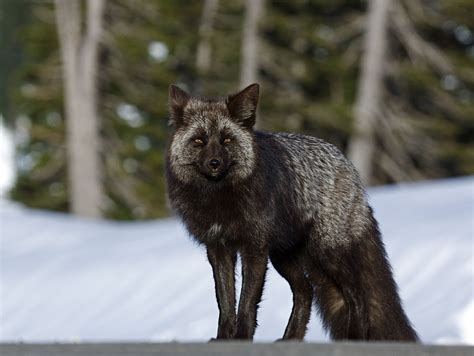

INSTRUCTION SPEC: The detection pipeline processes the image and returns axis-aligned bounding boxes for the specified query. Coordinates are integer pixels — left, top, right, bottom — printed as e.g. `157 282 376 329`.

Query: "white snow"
0 177 473 344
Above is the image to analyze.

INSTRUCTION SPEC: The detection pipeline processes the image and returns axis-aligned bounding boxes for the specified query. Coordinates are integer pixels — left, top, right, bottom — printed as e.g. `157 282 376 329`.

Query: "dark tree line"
1 0 472 219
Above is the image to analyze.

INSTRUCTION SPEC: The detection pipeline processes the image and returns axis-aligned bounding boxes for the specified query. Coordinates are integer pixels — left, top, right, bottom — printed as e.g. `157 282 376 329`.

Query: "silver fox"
165 83 418 341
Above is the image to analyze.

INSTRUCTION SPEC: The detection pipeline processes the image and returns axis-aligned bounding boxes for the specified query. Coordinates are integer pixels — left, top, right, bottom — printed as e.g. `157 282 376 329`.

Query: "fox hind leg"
309 266 367 340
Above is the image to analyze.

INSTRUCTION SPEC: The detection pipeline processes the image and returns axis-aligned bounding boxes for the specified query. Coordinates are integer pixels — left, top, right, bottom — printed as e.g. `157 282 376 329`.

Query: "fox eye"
193 138 204 145
223 138 232 144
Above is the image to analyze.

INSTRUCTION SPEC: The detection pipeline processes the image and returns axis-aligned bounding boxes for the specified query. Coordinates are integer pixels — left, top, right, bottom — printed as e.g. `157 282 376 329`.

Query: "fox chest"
176 196 262 245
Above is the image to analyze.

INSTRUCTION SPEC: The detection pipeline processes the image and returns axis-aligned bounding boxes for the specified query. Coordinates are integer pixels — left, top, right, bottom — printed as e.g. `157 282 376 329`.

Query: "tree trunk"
347 0 390 185
55 0 105 218
240 0 264 88
240 0 264 129
196 0 219 75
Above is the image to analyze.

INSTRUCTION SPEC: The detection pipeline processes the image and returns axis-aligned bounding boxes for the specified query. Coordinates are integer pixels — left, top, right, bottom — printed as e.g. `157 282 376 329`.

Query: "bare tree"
55 0 105 218
347 0 390 185
240 0 264 129
240 0 264 88
372 0 455 182
196 0 219 75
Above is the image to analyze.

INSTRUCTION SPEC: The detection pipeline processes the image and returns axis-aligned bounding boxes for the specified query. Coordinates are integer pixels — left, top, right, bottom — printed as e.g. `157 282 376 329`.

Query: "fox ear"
168 84 189 127
226 83 259 128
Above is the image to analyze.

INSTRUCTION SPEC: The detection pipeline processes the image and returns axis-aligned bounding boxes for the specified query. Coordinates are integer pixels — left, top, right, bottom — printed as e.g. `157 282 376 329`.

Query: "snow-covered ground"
0 177 473 344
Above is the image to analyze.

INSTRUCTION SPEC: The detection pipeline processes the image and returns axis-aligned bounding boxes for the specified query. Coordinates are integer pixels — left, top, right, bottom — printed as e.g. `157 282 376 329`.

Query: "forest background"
0 0 472 220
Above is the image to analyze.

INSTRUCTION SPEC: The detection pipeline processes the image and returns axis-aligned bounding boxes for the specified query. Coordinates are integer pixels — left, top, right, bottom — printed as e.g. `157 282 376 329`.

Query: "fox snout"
208 158 221 170
198 142 231 180
200 156 230 180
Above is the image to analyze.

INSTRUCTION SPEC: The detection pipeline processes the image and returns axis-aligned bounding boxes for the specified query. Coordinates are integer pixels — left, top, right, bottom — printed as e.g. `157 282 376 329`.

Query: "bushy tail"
308 209 419 341
360 215 419 341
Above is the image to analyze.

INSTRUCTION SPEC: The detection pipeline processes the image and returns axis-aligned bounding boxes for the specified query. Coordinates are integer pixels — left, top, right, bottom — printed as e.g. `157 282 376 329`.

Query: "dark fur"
165 83 418 341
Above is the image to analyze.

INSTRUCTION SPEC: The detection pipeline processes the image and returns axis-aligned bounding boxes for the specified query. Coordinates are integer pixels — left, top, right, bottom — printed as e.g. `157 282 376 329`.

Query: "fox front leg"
207 244 237 340
235 247 268 339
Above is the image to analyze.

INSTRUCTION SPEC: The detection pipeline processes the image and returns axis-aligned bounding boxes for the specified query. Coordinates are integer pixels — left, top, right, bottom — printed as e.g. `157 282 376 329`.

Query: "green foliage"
258 0 364 151
8 3 68 212
100 0 203 218
0 0 31 122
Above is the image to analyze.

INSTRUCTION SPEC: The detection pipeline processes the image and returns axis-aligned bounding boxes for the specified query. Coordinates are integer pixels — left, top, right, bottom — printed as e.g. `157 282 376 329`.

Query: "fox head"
167 83 259 185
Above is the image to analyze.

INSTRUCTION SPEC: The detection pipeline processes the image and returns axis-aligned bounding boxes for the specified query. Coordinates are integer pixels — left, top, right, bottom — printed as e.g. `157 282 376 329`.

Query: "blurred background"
0 0 473 345
0 0 472 219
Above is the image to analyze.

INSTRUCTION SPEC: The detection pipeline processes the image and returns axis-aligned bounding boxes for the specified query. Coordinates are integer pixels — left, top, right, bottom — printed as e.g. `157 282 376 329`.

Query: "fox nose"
208 159 221 170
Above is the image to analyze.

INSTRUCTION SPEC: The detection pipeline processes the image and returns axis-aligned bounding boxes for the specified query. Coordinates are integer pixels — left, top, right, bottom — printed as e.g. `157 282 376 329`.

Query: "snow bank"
0 177 473 344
